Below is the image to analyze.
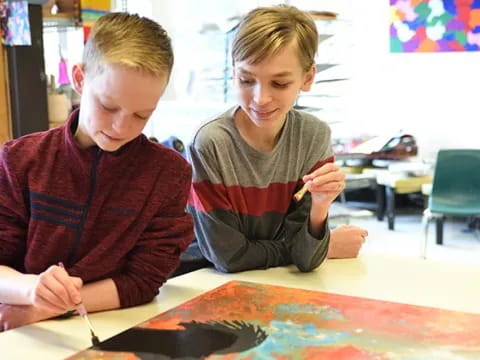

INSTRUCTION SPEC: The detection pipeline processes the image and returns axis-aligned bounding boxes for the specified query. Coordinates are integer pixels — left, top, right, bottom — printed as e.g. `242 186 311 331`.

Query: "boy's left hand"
0 304 58 332
303 162 345 207
327 225 368 259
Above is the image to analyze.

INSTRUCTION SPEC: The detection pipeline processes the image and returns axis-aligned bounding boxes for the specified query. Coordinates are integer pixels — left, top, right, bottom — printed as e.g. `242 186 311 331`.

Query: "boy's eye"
273 82 290 88
101 103 117 112
239 77 253 85
134 114 149 121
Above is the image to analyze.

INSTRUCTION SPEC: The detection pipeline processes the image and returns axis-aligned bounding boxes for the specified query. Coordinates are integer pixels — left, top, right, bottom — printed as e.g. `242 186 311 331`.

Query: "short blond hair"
82 12 173 79
232 5 318 72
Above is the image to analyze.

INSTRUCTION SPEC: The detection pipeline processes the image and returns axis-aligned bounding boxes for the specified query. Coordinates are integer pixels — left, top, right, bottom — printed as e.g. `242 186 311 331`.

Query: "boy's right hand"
303 163 345 208
26 265 83 313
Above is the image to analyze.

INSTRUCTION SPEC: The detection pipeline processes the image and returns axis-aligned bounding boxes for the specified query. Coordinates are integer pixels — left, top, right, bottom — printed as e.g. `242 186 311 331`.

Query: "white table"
2 254 480 359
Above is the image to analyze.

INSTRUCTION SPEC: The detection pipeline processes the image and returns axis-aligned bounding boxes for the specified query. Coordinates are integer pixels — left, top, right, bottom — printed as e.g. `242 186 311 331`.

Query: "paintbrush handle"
294 184 309 202
58 262 86 315
58 262 100 345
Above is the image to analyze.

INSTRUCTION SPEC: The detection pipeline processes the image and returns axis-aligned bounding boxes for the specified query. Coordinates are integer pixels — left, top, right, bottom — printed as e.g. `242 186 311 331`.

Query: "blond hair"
82 12 173 79
232 5 318 72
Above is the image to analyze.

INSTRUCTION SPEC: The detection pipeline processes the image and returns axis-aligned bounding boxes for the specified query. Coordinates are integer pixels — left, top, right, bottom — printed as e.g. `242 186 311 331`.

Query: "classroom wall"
350 2 479 160
148 1 479 159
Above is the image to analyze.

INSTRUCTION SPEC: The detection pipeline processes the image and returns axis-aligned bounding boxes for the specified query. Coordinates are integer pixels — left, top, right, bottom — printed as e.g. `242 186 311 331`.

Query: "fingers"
54 270 83 306
71 276 83 291
335 225 368 236
30 266 82 313
308 179 345 193
31 280 70 313
355 229 368 245
353 227 369 240
304 165 345 184
303 164 345 198
331 225 368 247
0 305 6 332
303 163 340 181
49 266 82 304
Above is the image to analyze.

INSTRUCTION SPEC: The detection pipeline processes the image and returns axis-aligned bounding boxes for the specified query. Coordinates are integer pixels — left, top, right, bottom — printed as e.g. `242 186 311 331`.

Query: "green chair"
422 149 480 258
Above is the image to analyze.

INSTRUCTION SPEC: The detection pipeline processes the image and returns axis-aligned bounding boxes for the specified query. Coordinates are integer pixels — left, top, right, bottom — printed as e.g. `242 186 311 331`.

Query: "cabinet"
0 47 11 144
7 4 49 138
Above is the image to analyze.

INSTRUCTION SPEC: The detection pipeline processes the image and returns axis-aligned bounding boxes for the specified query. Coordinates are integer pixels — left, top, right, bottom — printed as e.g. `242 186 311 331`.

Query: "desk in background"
363 162 433 230
1 254 479 359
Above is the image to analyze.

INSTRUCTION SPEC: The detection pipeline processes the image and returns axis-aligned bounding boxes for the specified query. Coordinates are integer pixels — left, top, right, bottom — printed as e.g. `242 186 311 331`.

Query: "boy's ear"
300 64 316 92
71 64 85 94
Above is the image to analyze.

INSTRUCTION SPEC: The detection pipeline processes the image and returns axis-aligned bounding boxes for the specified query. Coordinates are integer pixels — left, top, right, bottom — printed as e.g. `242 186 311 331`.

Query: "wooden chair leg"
435 217 444 245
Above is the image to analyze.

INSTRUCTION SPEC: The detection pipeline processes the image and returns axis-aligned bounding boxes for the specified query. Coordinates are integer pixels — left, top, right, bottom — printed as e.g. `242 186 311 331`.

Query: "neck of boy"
74 121 96 149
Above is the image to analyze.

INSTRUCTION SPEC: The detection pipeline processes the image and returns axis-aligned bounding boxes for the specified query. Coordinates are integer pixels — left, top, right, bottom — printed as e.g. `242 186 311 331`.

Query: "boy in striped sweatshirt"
187 5 367 273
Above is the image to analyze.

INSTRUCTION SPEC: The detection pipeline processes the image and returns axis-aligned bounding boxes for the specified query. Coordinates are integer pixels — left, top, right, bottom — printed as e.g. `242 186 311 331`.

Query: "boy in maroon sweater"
0 13 194 331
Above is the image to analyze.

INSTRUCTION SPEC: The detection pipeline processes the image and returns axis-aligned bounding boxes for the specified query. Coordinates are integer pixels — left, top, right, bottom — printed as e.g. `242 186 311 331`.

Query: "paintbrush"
58 262 100 346
293 184 309 202
76 303 100 346
293 157 336 202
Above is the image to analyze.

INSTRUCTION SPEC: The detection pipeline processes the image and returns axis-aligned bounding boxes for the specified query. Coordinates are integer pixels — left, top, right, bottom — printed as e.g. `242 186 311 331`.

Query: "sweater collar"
63 108 144 158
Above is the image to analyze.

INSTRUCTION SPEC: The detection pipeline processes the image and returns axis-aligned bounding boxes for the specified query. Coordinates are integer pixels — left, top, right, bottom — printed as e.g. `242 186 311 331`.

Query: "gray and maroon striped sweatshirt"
187 106 333 273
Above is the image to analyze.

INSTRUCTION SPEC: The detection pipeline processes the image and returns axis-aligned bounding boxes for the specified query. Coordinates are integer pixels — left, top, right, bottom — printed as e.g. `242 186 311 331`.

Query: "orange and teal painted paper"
390 0 480 52
69 280 480 359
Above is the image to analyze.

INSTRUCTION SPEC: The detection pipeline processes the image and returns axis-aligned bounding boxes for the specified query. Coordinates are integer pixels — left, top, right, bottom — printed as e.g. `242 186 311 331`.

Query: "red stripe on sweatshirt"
309 156 334 173
188 156 334 216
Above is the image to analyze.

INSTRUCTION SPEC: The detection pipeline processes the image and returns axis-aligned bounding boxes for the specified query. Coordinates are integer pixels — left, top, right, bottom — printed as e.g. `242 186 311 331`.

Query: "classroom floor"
340 211 480 265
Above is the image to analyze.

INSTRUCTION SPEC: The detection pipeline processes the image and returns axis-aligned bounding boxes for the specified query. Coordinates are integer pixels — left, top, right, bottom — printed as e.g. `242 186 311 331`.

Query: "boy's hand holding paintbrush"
294 161 346 238
0 264 82 331
27 263 83 314
294 161 345 205
58 263 100 345
1 264 100 344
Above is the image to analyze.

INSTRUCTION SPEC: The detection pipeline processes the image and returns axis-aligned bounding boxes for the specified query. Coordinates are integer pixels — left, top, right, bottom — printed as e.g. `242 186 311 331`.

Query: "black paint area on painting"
93 320 268 359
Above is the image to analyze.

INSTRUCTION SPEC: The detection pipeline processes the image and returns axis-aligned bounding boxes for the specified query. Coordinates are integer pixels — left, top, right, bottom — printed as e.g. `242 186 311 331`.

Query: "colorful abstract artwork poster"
80 0 110 42
390 0 480 52
68 280 480 359
0 0 31 46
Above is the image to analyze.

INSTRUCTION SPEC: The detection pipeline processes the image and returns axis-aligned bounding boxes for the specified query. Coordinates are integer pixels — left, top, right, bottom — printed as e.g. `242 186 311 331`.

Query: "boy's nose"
253 85 272 105
112 115 130 134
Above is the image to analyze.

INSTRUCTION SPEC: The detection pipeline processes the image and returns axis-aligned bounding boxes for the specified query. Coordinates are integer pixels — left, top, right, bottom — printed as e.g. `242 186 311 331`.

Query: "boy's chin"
92 134 127 152
96 140 125 152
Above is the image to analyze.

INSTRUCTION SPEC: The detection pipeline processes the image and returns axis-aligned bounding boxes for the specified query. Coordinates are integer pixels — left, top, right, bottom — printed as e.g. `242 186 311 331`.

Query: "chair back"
430 149 480 215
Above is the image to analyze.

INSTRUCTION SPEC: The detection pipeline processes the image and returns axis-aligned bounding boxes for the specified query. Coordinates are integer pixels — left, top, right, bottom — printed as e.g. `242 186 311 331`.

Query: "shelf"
315 78 349 84
316 63 337 73
43 13 80 29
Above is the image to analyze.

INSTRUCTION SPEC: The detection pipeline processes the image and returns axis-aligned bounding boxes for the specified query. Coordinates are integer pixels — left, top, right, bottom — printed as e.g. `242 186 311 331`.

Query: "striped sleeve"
286 117 334 271
0 144 28 269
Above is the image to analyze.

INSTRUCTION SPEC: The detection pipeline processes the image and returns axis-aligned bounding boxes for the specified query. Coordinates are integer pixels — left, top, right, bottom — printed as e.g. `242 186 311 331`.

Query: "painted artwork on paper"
0 0 31 46
390 0 480 52
68 280 480 359
80 0 110 42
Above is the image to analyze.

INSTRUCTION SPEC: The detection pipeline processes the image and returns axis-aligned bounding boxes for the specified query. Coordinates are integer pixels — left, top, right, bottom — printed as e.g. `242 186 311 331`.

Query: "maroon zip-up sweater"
0 110 194 307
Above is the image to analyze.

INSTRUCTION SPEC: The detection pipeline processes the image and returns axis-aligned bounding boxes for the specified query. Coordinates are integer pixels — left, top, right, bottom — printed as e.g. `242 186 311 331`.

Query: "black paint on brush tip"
91 333 101 346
